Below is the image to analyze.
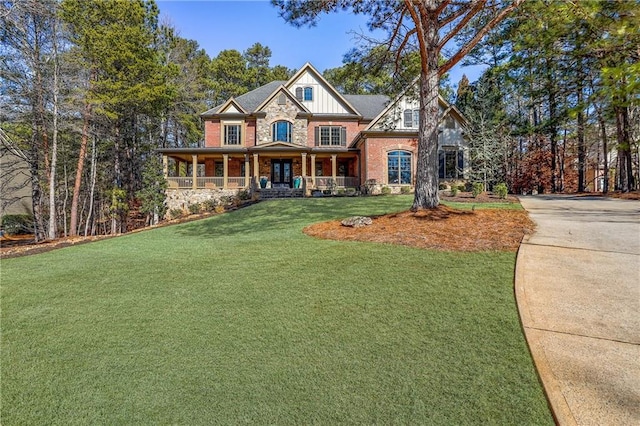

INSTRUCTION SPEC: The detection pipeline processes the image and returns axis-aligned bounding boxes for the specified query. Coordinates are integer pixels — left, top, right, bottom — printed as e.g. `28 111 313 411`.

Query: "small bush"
400 186 412 194
201 199 218 212
472 182 484 198
381 186 392 195
169 209 184 220
1 214 33 235
458 184 466 192
337 189 346 196
237 190 251 201
494 183 508 199
439 183 447 190
450 187 459 197
214 205 226 214
188 203 202 215
345 188 356 195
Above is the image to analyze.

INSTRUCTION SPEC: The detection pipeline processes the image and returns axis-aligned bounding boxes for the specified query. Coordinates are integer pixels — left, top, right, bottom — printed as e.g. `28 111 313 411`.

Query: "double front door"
271 159 292 188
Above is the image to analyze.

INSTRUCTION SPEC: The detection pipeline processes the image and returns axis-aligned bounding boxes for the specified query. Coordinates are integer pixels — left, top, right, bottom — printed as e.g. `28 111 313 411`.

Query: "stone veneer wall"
256 97 307 145
165 189 242 215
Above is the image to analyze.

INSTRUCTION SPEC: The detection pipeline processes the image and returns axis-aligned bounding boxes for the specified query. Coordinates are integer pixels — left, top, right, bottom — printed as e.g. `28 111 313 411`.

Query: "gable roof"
254 84 311 114
201 80 285 117
285 62 361 116
365 79 469 131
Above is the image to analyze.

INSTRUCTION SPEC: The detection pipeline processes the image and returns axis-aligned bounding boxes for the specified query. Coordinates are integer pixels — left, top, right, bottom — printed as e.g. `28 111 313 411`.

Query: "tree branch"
404 0 429 73
438 0 485 50
439 0 524 76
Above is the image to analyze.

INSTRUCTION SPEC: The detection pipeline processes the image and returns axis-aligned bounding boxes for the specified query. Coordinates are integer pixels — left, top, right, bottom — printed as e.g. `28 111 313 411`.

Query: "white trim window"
224 124 242 145
403 109 420 128
388 150 412 184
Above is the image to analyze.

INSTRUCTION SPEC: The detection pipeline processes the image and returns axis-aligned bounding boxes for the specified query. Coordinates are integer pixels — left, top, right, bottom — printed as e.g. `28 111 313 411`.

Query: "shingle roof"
343 94 389 120
201 81 390 120
201 81 286 116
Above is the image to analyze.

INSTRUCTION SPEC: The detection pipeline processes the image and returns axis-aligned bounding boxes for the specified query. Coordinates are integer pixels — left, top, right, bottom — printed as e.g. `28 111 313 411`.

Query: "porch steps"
259 188 305 199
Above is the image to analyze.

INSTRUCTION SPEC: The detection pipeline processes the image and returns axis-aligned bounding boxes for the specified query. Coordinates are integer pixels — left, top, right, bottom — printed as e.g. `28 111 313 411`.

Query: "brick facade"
363 137 418 184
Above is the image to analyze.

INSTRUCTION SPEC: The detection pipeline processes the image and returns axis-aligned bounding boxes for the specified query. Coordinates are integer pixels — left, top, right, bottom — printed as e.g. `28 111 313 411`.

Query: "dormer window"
303 87 313 101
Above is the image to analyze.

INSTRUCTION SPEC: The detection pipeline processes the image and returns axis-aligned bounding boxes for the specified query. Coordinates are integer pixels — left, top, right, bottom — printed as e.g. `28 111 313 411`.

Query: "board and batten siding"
288 72 352 115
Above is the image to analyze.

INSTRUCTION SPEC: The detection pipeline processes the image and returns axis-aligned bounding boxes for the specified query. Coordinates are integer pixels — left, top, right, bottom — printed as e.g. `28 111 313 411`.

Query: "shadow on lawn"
173 197 413 239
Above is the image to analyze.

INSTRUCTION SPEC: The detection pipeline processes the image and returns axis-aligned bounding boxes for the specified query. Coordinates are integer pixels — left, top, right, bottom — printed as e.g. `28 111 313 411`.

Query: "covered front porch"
158 147 360 193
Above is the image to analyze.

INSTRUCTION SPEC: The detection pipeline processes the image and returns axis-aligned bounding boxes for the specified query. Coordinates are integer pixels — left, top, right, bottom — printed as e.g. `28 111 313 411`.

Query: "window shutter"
314 126 320 146
438 151 445 179
403 109 413 128
295 87 303 101
341 127 347 146
457 149 464 178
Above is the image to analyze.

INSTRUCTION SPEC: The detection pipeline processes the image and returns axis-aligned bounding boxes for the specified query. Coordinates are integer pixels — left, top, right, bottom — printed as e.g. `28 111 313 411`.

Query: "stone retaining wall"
166 189 243 215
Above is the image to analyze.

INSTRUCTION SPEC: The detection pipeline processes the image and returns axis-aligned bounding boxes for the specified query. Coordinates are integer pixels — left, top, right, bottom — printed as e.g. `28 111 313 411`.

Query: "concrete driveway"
515 195 640 425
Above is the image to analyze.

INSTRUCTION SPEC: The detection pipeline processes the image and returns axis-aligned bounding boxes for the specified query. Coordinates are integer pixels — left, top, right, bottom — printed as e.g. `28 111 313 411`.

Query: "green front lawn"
1 196 551 425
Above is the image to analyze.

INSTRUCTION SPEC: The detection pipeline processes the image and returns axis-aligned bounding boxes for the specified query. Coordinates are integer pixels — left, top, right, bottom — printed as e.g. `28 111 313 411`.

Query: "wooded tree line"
1 0 293 241
1 0 637 241
453 0 639 194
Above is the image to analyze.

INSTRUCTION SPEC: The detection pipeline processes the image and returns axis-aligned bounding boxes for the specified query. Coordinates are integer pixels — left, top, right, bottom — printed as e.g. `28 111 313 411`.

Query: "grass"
1 196 552 425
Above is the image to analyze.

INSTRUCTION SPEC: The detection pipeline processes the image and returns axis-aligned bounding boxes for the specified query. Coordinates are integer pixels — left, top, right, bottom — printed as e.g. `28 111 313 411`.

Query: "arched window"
303 86 313 101
272 121 292 143
388 151 412 184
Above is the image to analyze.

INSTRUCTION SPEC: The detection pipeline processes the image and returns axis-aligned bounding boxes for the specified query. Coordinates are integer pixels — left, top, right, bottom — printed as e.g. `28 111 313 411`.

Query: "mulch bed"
303 205 535 252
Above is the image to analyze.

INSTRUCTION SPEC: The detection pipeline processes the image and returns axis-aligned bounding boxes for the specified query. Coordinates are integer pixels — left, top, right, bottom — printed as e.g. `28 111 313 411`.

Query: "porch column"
191 154 197 189
310 154 316 186
253 154 259 178
223 153 229 189
331 154 337 184
244 154 250 188
301 153 307 178
162 155 168 178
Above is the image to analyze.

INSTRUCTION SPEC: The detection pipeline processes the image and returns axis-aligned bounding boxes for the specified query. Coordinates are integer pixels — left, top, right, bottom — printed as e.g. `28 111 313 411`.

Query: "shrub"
494 183 508 199
237 190 251 201
458 184 466 192
202 199 218 212
188 203 202 215
472 182 484 198
214 205 226 214
1 214 33 235
337 189 346 196
345 188 356 196
439 183 447 190
400 186 412 194
450 187 459 197
381 186 392 195
169 209 184 220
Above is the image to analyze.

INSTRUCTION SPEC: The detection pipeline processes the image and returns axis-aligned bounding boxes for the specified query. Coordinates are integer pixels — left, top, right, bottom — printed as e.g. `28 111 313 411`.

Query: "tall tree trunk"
69 74 94 236
615 104 633 192
411 7 439 211
576 75 586 192
597 110 609 193
48 16 59 240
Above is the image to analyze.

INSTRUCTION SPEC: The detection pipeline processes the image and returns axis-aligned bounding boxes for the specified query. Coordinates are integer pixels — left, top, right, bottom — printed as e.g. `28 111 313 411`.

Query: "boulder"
341 216 373 228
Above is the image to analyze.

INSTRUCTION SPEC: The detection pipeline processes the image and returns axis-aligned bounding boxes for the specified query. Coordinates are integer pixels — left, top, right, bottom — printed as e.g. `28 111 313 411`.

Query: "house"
159 63 469 210
0 135 33 221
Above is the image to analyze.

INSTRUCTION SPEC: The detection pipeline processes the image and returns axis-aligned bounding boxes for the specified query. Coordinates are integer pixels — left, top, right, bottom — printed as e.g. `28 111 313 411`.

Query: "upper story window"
277 93 287 105
303 87 313 101
272 120 292 143
223 124 241 145
403 109 419 128
444 116 456 129
314 126 346 146
295 86 313 101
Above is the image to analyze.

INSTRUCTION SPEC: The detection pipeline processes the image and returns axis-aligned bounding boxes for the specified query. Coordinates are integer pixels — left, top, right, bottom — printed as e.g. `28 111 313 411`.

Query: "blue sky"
156 0 483 86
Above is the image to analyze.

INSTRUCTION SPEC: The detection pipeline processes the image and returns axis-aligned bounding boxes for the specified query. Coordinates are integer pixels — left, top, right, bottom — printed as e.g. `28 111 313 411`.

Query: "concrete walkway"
515 195 640 425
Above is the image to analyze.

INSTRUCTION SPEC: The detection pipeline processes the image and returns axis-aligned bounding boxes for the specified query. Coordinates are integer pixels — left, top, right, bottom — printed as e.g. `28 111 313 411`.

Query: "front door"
271 160 292 188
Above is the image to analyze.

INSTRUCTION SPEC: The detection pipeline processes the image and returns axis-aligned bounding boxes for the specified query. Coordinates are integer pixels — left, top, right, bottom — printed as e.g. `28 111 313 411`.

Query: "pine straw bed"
303 206 535 252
